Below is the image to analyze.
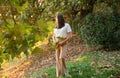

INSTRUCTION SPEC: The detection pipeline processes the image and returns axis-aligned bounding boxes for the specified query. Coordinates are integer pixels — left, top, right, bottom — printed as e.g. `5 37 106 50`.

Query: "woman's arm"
58 32 72 46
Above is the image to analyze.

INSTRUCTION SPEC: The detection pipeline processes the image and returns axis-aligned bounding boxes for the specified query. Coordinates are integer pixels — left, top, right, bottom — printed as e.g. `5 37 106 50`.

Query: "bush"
80 13 120 50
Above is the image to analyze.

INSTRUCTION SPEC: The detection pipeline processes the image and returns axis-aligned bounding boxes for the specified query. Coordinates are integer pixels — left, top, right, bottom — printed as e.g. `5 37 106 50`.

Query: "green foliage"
0 0 55 67
0 20 54 68
80 13 120 50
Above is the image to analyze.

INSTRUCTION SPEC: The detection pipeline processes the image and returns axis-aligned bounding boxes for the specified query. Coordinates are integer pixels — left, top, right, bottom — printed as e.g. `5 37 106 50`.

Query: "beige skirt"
56 44 67 59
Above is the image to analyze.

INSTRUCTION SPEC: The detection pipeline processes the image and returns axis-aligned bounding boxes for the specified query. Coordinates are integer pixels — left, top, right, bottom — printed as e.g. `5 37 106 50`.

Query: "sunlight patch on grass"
75 56 86 62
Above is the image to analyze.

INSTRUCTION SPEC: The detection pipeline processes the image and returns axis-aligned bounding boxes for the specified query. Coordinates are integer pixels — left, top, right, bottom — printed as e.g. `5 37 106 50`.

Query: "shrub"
80 13 120 50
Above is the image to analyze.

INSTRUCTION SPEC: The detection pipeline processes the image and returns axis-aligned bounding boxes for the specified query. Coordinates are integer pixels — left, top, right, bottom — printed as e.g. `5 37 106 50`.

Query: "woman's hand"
58 41 66 46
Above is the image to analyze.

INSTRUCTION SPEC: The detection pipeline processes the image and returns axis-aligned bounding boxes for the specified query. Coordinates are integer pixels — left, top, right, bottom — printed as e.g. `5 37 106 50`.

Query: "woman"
52 13 72 77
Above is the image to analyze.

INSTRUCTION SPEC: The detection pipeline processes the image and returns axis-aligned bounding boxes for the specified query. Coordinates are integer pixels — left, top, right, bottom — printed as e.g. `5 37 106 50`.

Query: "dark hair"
56 13 65 28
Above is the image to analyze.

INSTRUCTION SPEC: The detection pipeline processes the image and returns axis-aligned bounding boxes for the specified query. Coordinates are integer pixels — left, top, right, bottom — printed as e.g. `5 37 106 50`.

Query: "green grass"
25 51 120 78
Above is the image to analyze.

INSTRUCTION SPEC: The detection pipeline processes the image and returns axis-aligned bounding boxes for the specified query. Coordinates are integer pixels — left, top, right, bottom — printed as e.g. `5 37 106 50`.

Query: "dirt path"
1 34 88 78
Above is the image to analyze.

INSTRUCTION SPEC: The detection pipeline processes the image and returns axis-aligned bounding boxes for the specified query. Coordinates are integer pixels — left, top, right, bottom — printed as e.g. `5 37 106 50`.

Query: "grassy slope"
25 51 120 78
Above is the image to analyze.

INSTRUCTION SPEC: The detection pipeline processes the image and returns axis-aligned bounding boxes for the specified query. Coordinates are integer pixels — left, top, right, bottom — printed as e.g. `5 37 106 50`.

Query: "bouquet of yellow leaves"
52 36 65 49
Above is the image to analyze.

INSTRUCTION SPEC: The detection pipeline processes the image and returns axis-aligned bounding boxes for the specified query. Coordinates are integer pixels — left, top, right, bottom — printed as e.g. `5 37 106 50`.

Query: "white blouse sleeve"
67 24 72 33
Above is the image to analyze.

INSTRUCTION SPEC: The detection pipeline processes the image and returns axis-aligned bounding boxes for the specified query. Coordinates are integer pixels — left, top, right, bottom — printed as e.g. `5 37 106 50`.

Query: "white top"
54 23 72 38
